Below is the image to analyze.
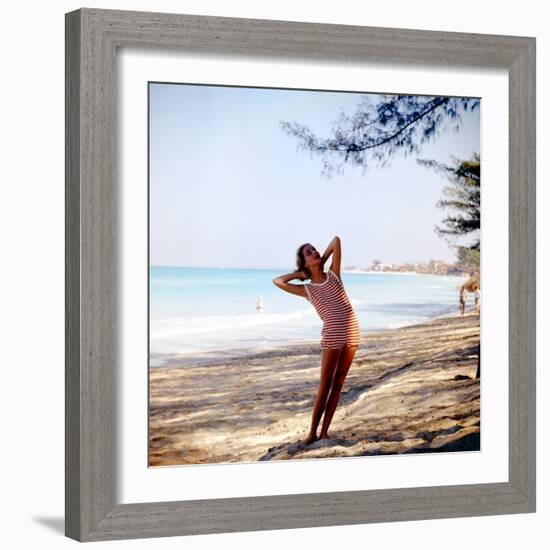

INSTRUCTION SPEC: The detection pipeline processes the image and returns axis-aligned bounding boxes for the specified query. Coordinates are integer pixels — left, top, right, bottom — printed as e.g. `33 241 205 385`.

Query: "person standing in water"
272 236 361 445
459 285 468 315
474 286 480 314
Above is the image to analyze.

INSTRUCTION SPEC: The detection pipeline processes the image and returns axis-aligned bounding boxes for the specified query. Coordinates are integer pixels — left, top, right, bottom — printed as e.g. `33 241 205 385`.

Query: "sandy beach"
149 311 480 467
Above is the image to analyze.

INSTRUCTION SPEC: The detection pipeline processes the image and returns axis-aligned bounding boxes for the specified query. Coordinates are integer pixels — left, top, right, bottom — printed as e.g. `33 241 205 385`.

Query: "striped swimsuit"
304 269 361 350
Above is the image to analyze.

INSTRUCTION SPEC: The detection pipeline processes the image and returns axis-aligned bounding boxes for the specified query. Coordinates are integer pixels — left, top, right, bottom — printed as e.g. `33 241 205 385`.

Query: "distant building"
372 262 394 272
367 259 465 275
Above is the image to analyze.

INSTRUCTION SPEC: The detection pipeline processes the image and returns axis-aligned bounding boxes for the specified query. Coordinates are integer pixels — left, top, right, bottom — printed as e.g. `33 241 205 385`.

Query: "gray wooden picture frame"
65 7 536 542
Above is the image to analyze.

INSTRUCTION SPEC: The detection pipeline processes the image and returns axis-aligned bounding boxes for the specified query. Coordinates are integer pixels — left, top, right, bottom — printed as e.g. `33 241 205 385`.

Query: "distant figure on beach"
256 294 264 311
459 285 467 315
272 236 361 446
474 286 480 314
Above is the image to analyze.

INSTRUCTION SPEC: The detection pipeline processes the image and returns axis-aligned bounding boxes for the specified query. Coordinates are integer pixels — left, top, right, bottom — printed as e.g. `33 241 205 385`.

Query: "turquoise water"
150 266 468 366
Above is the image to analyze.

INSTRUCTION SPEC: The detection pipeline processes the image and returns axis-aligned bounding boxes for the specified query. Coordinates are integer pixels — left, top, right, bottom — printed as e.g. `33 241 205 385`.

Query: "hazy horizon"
149 259 461 270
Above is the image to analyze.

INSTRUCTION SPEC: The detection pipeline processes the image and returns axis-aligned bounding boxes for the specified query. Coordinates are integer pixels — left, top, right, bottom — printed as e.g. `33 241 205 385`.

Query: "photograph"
148 82 482 467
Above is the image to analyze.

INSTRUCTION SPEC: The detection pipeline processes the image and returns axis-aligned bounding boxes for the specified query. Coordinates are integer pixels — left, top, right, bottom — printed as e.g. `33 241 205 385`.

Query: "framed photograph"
65 8 536 542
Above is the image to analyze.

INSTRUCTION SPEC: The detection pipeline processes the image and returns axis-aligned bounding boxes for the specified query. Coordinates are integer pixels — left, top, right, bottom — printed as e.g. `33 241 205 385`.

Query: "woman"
272 236 361 445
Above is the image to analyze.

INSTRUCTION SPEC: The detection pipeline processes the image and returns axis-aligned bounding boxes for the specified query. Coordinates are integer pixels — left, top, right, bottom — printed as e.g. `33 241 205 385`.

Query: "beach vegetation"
456 246 480 272
280 95 480 178
417 153 480 250
416 153 480 280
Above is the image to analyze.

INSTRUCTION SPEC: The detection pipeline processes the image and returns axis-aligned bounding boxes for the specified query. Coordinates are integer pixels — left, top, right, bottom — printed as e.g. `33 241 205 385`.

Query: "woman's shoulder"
327 267 342 284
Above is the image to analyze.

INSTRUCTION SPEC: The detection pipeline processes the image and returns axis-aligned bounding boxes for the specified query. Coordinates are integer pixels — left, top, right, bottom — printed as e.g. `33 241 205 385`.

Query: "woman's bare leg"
319 345 358 439
304 348 342 444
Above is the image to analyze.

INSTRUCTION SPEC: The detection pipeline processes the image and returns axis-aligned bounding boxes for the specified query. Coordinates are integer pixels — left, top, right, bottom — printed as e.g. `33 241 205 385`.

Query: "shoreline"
149 311 480 466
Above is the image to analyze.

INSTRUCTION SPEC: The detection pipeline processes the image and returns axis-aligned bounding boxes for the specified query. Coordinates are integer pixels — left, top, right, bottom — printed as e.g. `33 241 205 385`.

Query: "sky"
149 82 480 270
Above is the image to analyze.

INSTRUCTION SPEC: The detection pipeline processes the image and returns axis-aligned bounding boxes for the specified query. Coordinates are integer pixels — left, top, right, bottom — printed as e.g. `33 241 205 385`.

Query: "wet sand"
149 312 480 466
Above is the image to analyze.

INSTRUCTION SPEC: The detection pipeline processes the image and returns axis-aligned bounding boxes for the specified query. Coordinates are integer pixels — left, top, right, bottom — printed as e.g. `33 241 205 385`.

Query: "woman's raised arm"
272 271 308 299
321 236 342 279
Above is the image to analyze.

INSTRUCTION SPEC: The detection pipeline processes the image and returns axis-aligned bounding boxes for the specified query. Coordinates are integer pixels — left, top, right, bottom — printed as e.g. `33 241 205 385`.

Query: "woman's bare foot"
319 432 331 440
304 433 317 445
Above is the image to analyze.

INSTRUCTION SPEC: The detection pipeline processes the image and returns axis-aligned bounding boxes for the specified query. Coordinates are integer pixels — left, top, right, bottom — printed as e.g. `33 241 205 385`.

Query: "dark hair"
296 243 312 280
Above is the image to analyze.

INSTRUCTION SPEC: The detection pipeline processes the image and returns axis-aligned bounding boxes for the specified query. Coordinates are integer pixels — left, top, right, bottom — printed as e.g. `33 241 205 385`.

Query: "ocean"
150 266 468 366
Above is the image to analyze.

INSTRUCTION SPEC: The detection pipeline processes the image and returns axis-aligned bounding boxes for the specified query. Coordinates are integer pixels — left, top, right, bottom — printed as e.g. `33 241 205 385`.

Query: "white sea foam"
151 307 316 339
